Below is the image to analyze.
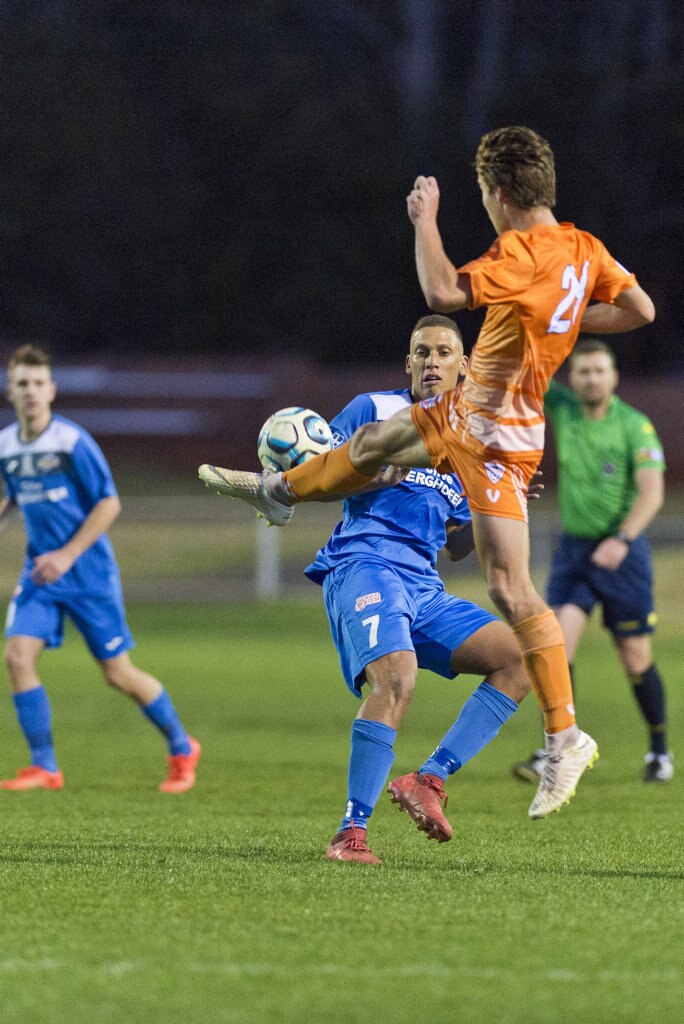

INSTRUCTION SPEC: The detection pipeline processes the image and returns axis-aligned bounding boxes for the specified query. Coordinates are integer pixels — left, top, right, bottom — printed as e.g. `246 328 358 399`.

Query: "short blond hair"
8 344 52 374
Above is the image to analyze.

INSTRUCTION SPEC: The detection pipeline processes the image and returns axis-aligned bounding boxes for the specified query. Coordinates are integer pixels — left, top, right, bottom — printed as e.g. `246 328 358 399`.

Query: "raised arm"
580 284 655 334
407 176 472 312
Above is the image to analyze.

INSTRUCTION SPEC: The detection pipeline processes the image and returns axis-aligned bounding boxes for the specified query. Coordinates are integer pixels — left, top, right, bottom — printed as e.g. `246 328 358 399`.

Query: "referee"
514 339 672 783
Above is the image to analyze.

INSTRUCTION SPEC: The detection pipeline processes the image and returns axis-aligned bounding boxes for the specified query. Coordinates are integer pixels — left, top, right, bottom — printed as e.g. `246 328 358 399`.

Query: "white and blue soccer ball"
257 406 334 472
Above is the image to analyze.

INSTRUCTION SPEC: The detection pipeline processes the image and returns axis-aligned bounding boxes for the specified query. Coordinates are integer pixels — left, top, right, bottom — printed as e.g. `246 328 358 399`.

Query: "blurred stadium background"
0 1 681 606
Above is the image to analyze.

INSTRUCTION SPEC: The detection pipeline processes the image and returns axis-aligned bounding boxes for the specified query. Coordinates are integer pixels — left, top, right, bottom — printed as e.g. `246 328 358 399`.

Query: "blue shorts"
5 578 135 660
321 558 497 697
546 534 656 637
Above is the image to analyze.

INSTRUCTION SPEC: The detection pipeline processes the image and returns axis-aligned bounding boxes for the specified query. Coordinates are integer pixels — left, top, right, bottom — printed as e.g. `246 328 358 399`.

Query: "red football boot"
159 737 201 793
1 766 64 790
387 772 452 842
326 826 382 865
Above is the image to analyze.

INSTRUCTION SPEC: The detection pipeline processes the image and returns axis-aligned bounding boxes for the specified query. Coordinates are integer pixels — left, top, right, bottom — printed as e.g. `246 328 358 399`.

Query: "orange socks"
513 610 576 734
283 441 375 500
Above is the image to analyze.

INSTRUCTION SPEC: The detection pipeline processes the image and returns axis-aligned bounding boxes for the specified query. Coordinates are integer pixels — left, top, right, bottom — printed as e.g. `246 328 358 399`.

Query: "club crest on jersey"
36 453 60 473
355 592 381 613
484 461 505 484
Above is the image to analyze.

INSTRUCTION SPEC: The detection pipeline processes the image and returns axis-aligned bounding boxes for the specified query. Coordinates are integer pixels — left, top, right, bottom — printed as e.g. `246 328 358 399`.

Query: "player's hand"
375 465 410 487
31 548 75 585
590 537 629 571
407 176 440 225
527 470 544 501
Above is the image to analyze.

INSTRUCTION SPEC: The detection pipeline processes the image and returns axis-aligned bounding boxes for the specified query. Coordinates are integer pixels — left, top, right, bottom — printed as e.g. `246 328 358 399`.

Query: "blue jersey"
0 414 120 594
305 389 470 584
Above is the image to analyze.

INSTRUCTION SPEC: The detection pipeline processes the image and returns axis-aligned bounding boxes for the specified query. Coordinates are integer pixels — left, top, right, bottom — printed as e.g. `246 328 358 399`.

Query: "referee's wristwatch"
614 529 633 546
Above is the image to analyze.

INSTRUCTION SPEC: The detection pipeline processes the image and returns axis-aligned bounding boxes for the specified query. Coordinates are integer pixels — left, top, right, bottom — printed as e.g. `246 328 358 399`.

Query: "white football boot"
198 465 294 526
528 730 599 819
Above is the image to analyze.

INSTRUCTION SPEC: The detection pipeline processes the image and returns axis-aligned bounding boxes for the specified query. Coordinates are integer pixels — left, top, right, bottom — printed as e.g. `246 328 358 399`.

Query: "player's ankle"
545 723 580 752
265 471 296 505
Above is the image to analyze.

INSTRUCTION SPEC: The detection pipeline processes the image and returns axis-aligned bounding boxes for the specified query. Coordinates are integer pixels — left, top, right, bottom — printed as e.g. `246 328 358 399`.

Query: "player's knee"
4 640 36 680
367 667 415 714
487 571 537 622
101 660 131 690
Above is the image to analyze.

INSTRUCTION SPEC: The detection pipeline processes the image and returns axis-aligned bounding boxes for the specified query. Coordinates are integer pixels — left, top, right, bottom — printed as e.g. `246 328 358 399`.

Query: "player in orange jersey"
199 126 655 819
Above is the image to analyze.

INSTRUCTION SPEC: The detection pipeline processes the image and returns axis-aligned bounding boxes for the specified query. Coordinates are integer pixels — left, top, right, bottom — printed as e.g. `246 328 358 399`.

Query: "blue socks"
13 686 58 772
340 719 397 831
419 681 518 781
142 690 192 755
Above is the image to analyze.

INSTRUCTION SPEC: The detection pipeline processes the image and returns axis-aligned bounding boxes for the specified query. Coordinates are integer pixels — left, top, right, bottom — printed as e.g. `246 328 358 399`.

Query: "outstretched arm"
407 176 472 312
31 495 122 585
580 284 655 334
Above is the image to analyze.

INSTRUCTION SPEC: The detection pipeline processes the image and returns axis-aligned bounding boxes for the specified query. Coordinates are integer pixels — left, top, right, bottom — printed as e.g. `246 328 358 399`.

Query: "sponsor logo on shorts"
484 460 505 484
104 636 124 652
355 592 381 613
485 488 500 503
331 431 346 449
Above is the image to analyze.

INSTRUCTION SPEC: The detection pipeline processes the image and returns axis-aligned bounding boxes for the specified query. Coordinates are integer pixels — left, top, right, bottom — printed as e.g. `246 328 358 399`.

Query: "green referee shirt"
545 380 666 538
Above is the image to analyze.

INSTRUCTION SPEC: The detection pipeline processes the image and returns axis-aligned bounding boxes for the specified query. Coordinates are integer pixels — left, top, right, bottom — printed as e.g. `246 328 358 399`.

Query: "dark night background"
0 0 682 374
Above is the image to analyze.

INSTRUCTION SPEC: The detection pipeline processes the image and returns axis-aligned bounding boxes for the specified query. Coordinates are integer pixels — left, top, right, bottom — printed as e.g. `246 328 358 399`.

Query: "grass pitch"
0 588 681 1024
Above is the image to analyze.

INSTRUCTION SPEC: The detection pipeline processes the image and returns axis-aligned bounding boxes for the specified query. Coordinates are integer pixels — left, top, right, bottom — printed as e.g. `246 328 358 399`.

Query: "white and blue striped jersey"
305 388 470 584
0 415 120 592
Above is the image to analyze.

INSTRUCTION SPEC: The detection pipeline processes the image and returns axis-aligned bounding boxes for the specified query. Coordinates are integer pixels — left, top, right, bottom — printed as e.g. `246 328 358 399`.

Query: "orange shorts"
410 394 540 522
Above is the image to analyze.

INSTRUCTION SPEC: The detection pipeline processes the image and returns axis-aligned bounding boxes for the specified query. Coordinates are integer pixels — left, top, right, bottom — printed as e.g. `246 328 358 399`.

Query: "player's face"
478 176 510 234
406 327 464 400
569 352 618 406
7 364 57 424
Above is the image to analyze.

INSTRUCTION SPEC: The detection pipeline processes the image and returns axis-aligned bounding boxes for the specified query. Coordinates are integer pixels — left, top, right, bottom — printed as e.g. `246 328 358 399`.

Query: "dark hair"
411 314 462 342
475 126 556 209
570 338 617 367
8 344 52 373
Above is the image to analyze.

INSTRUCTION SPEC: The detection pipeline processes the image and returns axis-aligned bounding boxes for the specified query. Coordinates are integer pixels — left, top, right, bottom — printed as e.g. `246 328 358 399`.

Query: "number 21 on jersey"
547 260 589 334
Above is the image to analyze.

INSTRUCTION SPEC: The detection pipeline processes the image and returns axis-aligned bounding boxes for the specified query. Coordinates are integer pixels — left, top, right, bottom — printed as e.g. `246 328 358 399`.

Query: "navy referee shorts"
546 533 656 637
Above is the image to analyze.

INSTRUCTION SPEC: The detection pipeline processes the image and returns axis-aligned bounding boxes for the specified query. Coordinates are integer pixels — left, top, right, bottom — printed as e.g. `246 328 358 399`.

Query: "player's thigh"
470 510 532 584
552 604 589 663
5 582 64 650
411 585 498 679
351 407 432 467
546 535 597 634
322 561 415 697
447 618 520 678
64 590 135 661
613 633 653 675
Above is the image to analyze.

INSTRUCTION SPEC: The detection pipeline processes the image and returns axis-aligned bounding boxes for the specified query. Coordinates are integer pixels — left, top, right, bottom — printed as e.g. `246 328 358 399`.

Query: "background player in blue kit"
305 316 532 864
0 345 200 792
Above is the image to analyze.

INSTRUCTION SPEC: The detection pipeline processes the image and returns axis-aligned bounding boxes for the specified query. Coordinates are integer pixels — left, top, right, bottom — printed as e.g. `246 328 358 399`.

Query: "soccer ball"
257 407 334 471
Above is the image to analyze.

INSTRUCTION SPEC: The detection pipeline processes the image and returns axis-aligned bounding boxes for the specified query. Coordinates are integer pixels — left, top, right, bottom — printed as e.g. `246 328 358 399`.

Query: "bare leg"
97 651 163 705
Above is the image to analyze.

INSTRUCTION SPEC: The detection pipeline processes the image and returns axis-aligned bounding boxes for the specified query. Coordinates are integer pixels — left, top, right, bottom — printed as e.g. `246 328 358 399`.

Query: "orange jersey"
456 223 636 458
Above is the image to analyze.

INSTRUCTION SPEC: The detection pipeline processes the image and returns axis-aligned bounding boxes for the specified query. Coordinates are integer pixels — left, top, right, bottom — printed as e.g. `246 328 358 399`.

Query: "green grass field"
0 561 681 1024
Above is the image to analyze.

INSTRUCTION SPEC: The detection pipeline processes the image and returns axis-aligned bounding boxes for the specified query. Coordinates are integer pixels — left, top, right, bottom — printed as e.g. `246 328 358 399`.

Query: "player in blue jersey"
306 316 533 864
0 345 200 792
